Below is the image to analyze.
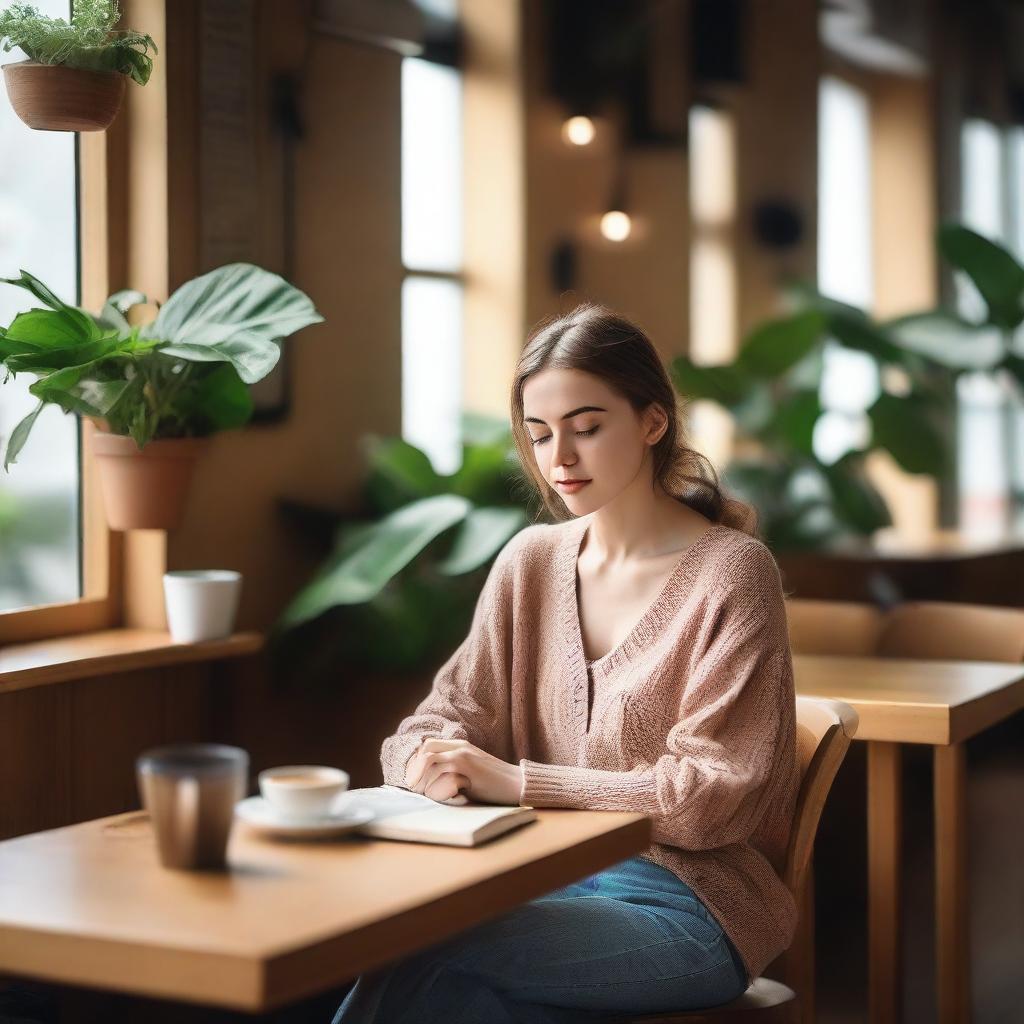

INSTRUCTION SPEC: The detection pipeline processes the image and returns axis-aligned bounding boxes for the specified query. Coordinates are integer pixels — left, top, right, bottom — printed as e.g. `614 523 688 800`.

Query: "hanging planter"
90 431 209 531
0 264 324 532
0 1 156 133
2 59 124 131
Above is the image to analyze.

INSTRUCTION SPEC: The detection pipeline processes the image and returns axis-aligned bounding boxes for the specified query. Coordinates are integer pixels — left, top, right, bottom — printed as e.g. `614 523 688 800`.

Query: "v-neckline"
559 515 724 686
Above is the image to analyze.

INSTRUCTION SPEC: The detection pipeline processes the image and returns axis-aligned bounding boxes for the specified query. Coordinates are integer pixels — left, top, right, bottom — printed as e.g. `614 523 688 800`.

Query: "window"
957 118 1024 534
815 75 879 465
0 0 81 614
400 54 464 476
687 102 738 469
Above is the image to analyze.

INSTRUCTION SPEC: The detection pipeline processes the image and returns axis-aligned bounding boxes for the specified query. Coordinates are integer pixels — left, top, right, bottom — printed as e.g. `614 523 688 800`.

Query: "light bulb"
561 116 596 146
600 210 631 242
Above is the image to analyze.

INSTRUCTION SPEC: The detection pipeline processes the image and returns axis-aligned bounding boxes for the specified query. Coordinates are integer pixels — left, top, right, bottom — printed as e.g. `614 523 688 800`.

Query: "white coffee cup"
258 765 350 819
163 570 242 644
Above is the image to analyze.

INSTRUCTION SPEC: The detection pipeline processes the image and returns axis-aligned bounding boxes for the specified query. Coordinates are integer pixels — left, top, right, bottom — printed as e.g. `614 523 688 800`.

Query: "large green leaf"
436 506 528 575
158 333 282 385
0 270 98 339
767 390 820 456
190 364 253 430
1003 353 1024 391
828 314 907 365
4 334 125 373
150 263 323 383
938 224 1024 330
363 435 446 513
821 459 892 535
278 494 472 626
2 401 45 470
868 392 948 475
883 311 1003 370
670 357 750 406
736 310 825 377
448 441 518 504
4 308 99 350
30 373 129 417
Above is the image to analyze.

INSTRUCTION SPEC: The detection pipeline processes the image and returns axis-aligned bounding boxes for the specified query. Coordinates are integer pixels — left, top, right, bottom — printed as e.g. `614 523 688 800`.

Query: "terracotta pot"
2 59 126 132
90 431 209 531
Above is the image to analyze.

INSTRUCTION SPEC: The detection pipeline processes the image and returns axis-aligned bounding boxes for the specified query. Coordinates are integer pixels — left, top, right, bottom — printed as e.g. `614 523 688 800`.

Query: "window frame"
0 131 124 645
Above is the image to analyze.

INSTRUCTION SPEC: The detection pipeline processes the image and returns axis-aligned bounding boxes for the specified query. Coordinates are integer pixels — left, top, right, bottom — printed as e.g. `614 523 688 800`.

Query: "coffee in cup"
258 765 349 819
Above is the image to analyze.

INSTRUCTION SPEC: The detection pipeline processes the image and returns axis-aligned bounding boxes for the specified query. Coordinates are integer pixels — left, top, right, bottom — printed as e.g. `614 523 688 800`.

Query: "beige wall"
169 24 403 632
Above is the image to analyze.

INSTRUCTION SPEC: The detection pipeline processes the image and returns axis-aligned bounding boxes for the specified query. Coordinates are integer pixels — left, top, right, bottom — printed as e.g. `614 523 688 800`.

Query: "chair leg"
777 858 815 1023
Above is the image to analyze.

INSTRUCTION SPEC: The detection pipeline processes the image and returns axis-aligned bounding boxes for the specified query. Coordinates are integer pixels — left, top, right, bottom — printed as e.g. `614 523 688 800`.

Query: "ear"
642 403 669 446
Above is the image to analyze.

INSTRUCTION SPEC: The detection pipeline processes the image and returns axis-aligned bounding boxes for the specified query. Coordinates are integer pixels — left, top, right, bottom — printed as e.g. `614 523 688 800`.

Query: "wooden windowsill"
0 629 264 694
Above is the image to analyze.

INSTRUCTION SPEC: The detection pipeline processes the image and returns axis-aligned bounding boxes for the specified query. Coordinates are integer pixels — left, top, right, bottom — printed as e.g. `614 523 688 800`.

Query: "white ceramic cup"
163 570 242 644
258 765 350 819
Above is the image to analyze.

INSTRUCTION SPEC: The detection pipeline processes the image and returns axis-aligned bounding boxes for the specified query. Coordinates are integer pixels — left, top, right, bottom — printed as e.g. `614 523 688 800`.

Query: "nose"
552 431 577 469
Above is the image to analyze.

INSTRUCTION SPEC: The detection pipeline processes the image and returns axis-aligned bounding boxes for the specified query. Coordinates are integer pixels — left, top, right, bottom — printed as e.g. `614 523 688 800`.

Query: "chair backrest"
877 601 1024 663
783 696 859 903
785 598 883 657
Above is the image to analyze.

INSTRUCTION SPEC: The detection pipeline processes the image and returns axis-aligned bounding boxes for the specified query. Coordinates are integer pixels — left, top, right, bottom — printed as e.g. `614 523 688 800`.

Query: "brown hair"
509 302 757 535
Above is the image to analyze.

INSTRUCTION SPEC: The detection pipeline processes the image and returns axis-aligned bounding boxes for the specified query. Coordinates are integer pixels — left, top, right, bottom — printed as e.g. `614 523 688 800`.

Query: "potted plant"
0 263 323 529
0 0 156 131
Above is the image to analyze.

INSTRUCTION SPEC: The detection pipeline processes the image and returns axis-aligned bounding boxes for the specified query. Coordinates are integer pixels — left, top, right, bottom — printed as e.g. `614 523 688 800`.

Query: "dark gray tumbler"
136 743 248 869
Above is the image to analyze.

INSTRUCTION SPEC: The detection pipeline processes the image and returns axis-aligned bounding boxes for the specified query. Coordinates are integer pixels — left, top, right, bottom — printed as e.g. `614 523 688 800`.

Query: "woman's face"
521 367 666 513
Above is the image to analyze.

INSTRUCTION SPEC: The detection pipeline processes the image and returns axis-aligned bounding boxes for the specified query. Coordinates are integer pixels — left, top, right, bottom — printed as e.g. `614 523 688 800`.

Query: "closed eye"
530 427 599 446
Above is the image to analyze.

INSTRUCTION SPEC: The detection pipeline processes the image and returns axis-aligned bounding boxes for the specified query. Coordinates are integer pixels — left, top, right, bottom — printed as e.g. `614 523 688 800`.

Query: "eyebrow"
523 405 607 425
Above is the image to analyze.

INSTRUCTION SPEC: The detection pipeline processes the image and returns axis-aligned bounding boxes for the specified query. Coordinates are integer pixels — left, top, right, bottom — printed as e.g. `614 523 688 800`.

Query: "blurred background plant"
675 222 1024 550
0 485 76 609
270 412 538 686
273 222 1024 677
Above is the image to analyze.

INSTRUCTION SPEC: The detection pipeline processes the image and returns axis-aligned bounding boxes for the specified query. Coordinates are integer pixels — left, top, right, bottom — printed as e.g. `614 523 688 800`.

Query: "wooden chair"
785 598 883 656
619 696 859 1024
877 600 1024 662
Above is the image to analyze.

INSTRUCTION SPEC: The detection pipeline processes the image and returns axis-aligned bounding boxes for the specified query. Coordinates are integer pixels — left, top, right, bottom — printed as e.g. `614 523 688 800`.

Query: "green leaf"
30 372 128 417
5 334 124 373
448 441 518 504
868 392 948 475
938 223 1024 330
4 308 99 349
1002 353 1024 391
191 364 252 430
2 401 44 470
828 314 907 365
98 289 147 334
0 270 98 339
436 506 528 575
363 436 446 510
737 310 825 377
767 390 821 456
148 263 323 384
158 333 281 385
883 311 1004 370
784 280 869 322
821 460 892 535
278 494 472 626
670 357 750 406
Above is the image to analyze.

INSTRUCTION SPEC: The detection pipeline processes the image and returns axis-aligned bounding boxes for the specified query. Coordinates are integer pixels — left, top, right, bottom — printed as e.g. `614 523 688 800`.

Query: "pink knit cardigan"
380 514 799 985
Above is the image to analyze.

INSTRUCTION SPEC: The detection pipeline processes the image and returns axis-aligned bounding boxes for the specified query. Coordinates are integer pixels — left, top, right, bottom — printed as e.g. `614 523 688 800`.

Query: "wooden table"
794 654 1024 1024
0 807 650 1011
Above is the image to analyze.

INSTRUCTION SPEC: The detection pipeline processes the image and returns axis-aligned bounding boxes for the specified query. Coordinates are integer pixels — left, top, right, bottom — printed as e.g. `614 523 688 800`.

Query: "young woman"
333 304 798 1023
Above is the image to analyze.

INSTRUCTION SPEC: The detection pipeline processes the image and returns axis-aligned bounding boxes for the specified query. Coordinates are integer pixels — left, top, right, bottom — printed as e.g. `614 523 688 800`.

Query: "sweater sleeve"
379 528 523 788
519 541 794 852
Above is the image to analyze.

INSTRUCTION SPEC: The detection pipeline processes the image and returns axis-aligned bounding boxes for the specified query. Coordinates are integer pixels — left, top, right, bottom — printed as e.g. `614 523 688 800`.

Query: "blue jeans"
331 855 749 1023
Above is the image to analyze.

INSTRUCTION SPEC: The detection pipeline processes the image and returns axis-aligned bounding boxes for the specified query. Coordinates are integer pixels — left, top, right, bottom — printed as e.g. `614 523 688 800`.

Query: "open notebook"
343 785 537 847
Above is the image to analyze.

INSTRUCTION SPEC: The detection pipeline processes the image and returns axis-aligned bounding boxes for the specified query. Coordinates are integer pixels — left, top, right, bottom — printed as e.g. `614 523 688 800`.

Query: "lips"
555 479 591 492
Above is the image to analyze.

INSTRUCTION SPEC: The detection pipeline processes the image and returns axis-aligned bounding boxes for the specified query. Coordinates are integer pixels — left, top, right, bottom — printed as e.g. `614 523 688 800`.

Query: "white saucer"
235 795 374 839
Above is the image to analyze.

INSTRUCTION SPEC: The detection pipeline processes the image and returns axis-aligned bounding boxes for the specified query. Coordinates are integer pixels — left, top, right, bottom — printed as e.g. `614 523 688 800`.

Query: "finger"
419 751 461 794
425 771 469 803
420 739 468 753
405 746 427 788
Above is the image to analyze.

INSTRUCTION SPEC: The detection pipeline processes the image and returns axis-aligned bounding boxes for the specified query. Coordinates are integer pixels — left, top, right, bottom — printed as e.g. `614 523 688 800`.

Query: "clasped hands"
404 738 524 806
